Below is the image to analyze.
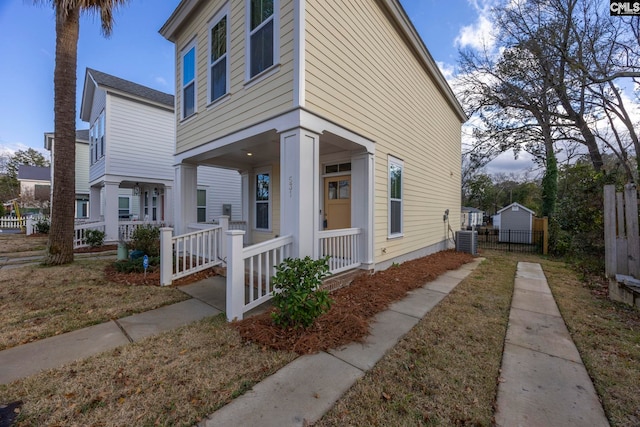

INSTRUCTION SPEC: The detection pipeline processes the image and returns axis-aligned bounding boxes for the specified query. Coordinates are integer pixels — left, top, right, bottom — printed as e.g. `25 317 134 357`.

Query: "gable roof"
159 0 467 123
43 129 90 150
17 165 51 182
497 202 535 216
80 68 174 121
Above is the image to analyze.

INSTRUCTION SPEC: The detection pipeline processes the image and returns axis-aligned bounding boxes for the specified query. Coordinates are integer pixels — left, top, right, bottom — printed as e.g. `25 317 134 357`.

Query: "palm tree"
44 0 128 265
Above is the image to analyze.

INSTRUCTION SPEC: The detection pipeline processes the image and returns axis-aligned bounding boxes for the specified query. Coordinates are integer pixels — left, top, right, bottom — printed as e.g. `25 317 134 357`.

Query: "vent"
456 230 478 255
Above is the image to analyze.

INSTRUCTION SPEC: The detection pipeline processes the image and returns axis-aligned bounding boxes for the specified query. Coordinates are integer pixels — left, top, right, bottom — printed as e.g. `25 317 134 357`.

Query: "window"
197 189 207 222
182 42 196 118
76 200 89 218
255 171 270 230
248 0 276 78
89 111 105 164
388 156 403 236
118 196 131 220
209 11 228 103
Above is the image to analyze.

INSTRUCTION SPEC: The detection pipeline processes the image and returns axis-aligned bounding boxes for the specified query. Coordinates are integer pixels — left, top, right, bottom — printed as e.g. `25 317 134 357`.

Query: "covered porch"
166 114 376 320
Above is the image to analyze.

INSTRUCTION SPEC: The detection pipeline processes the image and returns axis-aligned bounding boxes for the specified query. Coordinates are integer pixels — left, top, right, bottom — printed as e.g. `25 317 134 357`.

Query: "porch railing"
119 221 164 242
73 221 106 248
318 228 362 274
167 226 224 281
226 232 293 321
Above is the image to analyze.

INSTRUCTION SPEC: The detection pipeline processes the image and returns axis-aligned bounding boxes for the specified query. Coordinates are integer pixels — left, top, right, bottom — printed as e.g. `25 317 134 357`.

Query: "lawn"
0 248 638 426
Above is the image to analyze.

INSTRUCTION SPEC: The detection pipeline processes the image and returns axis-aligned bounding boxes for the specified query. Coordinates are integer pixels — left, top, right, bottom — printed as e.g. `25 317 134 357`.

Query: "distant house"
44 129 91 218
494 202 535 243
461 207 483 229
17 165 51 213
79 68 242 241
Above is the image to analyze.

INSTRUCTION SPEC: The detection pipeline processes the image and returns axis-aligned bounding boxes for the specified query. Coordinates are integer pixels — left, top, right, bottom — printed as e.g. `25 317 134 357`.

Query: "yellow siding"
305 0 462 263
173 0 296 155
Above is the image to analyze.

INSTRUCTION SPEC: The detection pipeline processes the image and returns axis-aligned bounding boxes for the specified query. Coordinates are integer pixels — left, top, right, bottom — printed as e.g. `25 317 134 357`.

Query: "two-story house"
17 165 51 214
160 0 465 272
79 68 242 242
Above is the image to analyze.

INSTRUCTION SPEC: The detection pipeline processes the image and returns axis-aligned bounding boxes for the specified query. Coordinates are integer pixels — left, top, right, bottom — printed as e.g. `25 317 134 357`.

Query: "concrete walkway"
494 262 609 426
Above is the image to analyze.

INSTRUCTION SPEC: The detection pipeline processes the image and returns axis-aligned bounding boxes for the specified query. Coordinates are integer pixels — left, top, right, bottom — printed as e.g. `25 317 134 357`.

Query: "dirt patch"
233 250 475 354
74 244 117 254
104 264 218 287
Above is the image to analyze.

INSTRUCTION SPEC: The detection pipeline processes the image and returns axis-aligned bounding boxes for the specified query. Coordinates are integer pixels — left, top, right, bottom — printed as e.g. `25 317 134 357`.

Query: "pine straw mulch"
232 250 475 355
103 264 219 287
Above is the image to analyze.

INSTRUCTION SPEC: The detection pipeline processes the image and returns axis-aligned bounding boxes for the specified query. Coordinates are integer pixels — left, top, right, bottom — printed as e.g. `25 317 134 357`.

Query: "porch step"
321 269 366 293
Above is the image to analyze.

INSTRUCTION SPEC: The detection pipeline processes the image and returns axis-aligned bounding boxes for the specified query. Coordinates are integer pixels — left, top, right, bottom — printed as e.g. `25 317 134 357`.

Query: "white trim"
208 4 230 105
245 0 280 81
173 108 375 164
254 166 272 232
388 155 403 238
293 0 305 107
180 39 197 120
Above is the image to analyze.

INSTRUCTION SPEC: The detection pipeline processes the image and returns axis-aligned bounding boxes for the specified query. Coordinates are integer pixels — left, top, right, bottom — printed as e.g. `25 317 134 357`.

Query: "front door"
324 175 351 230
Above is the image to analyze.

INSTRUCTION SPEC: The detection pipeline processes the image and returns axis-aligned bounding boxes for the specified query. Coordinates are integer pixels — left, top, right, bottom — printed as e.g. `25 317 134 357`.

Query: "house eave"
80 70 97 122
380 0 467 123
159 0 203 42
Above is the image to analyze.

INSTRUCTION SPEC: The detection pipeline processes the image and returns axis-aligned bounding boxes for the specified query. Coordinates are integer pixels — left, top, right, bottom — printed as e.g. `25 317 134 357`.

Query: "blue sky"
0 0 533 174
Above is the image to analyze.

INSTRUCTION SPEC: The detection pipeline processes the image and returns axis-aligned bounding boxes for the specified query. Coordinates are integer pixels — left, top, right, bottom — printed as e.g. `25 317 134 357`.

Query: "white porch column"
241 171 250 245
280 128 320 258
163 184 174 226
89 186 101 221
103 181 120 242
174 163 198 235
352 152 375 269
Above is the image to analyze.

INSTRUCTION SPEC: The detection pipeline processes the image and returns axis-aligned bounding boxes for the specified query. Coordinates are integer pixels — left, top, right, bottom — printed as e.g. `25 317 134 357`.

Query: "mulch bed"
74 244 118 254
103 264 218 287
232 250 475 355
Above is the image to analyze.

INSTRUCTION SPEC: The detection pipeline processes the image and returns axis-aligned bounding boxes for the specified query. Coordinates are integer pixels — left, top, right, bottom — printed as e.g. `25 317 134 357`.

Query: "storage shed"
461 206 483 229
495 202 535 243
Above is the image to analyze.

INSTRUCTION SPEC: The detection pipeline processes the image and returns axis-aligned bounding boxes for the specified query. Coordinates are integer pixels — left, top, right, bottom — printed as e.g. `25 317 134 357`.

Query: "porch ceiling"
189 130 366 171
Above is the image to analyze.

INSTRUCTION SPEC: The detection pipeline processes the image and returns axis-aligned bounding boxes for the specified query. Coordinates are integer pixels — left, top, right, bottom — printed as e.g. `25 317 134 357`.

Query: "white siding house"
79 68 241 241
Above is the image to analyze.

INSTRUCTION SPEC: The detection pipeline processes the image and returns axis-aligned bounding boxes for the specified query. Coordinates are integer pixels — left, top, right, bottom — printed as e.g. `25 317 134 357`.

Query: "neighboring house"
44 130 91 218
79 68 241 241
494 202 535 244
17 165 51 214
160 0 465 271
461 207 483 229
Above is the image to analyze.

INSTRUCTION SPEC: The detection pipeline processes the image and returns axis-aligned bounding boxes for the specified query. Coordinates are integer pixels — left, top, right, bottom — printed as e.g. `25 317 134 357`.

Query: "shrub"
84 229 105 248
271 256 332 329
129 225 160 257
35 217 50 234
113 256 160 273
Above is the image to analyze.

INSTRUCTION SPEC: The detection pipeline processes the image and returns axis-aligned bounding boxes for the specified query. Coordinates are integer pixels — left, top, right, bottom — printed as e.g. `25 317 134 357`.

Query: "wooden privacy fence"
604 184 640 279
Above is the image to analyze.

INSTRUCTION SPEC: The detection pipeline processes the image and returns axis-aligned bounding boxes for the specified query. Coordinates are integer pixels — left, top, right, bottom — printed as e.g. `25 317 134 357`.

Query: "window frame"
208 6 230 105
181 40 197 120
245 0 280 81
388 156 404 238
118 196 131 220
197 188 207 223
254 168 271 231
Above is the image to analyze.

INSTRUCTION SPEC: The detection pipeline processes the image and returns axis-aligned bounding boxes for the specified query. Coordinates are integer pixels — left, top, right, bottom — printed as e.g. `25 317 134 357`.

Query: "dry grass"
315 253 516 426
0 314 297 426
0 234 47 255
542 258 640 426
0 260 189 351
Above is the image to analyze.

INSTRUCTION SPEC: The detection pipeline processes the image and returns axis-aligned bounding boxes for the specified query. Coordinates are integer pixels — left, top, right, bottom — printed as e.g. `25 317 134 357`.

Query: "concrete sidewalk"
494 262 609 426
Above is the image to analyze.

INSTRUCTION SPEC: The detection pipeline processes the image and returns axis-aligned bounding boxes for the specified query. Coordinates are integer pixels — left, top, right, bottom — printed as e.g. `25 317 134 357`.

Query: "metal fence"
477 229 545 254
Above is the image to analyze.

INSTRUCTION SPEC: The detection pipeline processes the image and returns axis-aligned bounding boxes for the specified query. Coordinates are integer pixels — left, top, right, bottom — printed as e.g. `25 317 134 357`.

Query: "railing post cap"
160 227 173 231
226 229 245 236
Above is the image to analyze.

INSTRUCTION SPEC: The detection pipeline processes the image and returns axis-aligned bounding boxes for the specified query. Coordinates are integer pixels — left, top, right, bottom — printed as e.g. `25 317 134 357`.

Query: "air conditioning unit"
456 230 478 255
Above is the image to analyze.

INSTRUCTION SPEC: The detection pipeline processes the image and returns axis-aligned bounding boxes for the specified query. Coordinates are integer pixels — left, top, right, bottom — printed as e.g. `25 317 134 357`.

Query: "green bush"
112 256 160 273
271 256 332 329
129 225 160 257
35 217 50 234
84 229 105 248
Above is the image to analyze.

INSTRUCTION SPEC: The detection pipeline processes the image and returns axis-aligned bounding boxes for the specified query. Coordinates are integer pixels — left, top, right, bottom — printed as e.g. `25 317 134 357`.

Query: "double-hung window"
182 42 196 119
89 110 105 164
388 156 403 237
248 0 276 78
255 171 270 230
209 9 229 104
197 189 207 222
118 196 131 220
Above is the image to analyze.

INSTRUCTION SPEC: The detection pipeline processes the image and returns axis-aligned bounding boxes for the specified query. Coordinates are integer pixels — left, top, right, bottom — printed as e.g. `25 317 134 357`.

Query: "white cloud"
454 0 498 52
154 76 168 88
437 61 455 80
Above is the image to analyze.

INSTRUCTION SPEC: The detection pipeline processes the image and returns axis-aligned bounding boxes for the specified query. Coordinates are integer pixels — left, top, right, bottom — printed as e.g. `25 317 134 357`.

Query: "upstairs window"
388 156 403 237
248 0 276 78
182 43 196 119
89 110 105 164
209 10 228 103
